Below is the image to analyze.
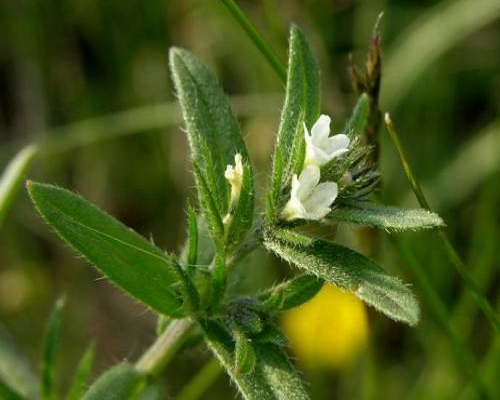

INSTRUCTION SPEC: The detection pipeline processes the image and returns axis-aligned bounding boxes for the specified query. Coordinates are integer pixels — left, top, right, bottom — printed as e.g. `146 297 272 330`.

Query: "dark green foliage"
65 344 95 400
28 182 186 317
169 48 254 246
267 26 320 222
329 203 444 232
259 274 324 312
201 320 309 400
264 228 419 325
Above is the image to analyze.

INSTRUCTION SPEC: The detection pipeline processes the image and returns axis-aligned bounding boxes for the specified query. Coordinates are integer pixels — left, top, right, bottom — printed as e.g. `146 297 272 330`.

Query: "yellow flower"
281 283 368 368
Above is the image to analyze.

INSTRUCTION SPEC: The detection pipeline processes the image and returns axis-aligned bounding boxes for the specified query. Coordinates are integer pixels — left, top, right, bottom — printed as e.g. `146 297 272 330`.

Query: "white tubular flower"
304 114 350 166
281 165 338 221
224 153 244 204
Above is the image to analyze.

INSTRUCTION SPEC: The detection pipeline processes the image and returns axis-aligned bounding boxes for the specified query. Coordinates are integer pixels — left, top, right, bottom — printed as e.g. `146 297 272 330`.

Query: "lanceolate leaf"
259 274 324 312
342 93 369 137
40 295 65 400
264 229 419 325
268 25 320 222
28 182 185 317
169 48 253 242
329 203 444 232
81 363 145 400
201 320 309 400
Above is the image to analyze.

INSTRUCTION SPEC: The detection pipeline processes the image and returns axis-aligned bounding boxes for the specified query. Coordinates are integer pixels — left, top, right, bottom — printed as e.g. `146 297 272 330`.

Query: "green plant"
3 23 448 399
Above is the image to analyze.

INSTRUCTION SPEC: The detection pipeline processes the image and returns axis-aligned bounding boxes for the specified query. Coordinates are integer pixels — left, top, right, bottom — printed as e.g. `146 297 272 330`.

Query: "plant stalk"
135 318 195 376
385 113 500 334
219 0 286 83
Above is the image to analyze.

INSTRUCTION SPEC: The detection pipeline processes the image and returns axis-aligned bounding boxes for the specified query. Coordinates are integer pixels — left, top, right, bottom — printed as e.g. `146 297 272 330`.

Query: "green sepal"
40 295 65 400
342 93 369 137
65 343 95 400
169 48 253 244
201 320 310 400
329 203 444 232
267 25 320 223
264 228 420 325
81 363 145 400
259 274 324 312
28 182 185 317
234 331 257 375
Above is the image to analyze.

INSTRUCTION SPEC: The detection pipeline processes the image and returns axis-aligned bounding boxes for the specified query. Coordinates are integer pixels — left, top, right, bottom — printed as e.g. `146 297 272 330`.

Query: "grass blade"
40 296 65 400
218 0 286 83
65 344 95 400
0 144 38 226
385 114 500 334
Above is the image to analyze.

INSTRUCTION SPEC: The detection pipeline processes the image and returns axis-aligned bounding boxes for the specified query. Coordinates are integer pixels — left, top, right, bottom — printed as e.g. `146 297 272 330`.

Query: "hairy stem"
135 318 195 376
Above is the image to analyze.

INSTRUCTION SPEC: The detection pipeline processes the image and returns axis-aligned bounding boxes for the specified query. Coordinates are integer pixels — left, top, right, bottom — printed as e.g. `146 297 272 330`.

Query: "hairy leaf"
329 203 444 232
268 25 320 222
201 320 309 400
65 343 95 400
81 363 145 400
28 182 185 317
264 229 419 325
169 48 253 243
40 295 65 400
260 274 324 312
342 93 369 137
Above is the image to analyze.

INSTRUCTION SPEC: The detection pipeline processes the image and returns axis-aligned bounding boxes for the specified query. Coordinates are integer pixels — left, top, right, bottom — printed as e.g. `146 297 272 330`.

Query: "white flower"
304 114 350 166
224 153 244 204
281 165 338 221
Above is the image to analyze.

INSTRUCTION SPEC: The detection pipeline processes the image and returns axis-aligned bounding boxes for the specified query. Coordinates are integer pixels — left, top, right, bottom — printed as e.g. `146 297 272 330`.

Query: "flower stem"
135 318 195 376
385 113 500 334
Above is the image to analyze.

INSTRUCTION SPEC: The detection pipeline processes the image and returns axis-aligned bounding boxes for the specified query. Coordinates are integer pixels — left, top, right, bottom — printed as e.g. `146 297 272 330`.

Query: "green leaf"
169 48 253 243
65 344 95 400
186 205 198 276
0 144 38 226
268 25 320 222
0 324 39 399
342 93 369 137
201 320 309 400
81 363 145 400
0 379 29 400
28 182 185 317
259 274 324 312
264 229 419 325
40 295 65 400
136 385 166 400
329 203 444 232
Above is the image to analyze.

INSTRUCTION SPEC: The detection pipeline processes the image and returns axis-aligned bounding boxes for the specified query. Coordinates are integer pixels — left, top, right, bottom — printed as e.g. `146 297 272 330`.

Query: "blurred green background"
1 0 499 399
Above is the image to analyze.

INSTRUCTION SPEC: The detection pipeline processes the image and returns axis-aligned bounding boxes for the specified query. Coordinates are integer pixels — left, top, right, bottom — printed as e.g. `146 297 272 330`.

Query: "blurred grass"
1 1 499 399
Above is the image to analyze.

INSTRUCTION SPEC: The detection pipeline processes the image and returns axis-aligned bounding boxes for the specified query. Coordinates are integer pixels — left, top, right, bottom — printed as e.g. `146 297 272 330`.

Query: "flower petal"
325 134 350 157
302 181 338 216
311 115 331 143
296 165 321 200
